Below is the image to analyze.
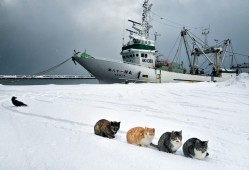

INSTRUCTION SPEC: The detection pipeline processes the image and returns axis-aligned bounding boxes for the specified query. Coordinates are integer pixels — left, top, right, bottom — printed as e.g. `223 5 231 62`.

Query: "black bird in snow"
11 96 28 107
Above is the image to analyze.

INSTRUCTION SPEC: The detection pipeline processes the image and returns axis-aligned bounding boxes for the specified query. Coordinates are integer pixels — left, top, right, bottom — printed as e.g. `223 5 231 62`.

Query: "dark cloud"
0 0 248 75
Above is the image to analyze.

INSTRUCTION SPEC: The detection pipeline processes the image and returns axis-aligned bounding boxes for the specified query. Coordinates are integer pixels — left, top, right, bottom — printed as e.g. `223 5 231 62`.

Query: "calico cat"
94 119 121 139
150 130 182 153
183 138 209 160
126 127 155 147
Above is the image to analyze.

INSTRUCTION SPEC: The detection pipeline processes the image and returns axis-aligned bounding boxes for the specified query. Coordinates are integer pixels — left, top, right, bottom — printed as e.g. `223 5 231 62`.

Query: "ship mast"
141 0 152 39
202 26 210 49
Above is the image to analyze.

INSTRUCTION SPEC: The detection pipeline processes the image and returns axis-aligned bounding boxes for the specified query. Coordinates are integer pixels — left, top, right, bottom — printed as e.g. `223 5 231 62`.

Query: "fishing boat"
72 0 238 84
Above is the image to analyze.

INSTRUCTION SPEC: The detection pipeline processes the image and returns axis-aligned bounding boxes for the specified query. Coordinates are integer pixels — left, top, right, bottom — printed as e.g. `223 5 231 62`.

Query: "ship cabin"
120 35 157 68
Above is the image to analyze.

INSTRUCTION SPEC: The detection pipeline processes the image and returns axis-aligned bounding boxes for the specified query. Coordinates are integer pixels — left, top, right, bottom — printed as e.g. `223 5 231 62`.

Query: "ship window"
123 56 125 59
141 53 144 57
142 75 148 78
130 55 132 58
148 41 151 45
136 54 139 57
133 54 135 57
145 54 147 58
145 41 147 44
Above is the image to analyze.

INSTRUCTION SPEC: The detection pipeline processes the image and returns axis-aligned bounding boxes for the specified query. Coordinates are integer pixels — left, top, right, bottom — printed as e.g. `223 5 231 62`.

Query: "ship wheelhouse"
121 36 157 68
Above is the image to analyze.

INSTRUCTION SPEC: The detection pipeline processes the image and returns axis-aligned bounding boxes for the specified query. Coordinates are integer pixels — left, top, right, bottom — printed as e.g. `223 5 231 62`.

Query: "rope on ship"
32 57 73 76
1 55 79 84
31 49 84 77
32 50 83 76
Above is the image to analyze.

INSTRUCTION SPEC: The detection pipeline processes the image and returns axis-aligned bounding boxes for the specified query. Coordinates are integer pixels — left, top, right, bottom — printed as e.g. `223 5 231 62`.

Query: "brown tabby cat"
126 127 155 147
94 119 121 139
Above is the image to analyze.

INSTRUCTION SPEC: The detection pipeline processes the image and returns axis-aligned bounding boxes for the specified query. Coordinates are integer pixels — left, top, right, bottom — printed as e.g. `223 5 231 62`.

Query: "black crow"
11 96 28 107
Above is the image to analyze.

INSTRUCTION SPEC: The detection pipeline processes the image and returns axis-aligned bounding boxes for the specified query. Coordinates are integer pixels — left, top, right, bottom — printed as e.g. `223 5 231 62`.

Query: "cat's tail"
150 143 158 149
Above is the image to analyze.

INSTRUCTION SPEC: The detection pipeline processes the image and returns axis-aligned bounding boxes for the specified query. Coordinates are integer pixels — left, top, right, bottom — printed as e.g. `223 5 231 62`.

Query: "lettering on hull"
108 68 132 77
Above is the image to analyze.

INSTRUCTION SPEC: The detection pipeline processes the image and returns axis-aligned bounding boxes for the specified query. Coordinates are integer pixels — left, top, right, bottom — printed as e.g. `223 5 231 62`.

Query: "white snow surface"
0 73 249 170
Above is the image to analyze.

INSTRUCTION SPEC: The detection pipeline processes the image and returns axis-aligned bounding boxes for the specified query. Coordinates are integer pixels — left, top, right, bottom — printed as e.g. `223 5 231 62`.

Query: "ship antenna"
122 17 125 46
154 31 161 42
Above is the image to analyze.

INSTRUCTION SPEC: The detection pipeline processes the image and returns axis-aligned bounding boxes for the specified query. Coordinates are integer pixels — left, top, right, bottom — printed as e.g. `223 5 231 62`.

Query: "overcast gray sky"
0 0 249 75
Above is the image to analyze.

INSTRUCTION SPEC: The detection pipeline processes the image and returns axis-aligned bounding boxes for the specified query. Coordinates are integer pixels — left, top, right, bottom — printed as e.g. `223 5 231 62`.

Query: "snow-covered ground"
0 73 249 170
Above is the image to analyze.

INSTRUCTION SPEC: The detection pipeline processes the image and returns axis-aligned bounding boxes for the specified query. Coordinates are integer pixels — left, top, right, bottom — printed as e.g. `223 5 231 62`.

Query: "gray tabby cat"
150 130 182 153
183 138 209 160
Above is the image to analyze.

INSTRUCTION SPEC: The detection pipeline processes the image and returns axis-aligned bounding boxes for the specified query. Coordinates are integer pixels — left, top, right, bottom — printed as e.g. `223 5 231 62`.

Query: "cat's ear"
110 122 113 126
118 122 121 125
152 128 155 132
196 140 200 144
179 130 182 134
205 141 209 145
171 131 174 136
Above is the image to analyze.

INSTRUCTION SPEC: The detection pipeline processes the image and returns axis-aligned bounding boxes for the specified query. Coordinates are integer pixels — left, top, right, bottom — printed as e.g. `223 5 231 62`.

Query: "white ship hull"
73 57 237 84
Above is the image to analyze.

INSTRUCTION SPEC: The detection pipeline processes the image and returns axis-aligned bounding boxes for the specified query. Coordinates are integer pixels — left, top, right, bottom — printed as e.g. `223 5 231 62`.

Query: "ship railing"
123 39 155 47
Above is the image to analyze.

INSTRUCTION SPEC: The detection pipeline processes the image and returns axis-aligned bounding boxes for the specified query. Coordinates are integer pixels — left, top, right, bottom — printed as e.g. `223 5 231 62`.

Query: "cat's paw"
108 135 115 139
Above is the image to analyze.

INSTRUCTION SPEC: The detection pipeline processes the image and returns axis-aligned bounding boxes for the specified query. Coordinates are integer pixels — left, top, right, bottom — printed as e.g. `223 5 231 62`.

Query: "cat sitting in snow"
150 130 182 154
126 127 155 147
183 138 209 160
94 119 120 139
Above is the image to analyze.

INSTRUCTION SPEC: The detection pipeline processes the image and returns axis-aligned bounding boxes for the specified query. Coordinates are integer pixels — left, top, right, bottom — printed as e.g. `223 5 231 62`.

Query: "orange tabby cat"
126 127 155 147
